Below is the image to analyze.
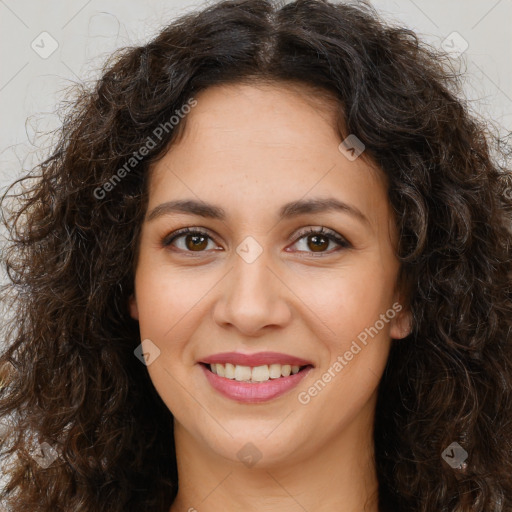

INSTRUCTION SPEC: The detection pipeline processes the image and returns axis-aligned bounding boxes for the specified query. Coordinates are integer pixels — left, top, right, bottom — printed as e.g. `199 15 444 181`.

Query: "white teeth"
208 363 305 382
269 364 281 379
215 363 225 377
251 365 270 382
225 363 236 379
234 365 251 381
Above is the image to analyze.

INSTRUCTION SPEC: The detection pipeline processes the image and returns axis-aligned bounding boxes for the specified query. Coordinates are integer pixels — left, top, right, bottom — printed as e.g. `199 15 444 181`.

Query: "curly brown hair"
1 0 511 510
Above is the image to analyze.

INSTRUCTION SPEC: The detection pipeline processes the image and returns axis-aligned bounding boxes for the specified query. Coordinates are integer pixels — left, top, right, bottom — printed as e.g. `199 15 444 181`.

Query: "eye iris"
175 231 338 253
186 234 208 251
308 234 329 252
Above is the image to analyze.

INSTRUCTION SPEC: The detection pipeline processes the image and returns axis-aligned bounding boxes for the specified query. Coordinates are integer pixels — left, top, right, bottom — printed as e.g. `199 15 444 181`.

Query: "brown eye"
289 227 351 255
306 234 330 252
184 233 209 251
162 228 217 252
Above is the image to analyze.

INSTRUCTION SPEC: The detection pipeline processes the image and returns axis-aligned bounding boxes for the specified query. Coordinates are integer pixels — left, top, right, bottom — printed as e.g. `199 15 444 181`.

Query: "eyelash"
161 226 351 256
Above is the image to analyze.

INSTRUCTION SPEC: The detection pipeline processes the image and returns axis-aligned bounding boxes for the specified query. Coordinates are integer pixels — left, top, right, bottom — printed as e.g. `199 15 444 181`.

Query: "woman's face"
130 82 410 467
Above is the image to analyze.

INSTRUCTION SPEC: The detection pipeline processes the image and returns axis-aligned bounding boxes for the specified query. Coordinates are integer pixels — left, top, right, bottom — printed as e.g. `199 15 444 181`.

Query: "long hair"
1 1 511 510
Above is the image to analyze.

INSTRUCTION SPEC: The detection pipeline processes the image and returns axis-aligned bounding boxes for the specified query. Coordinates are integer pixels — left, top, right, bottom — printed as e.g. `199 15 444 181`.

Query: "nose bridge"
234 243 270 290
213 234 291 334
231 235 276 304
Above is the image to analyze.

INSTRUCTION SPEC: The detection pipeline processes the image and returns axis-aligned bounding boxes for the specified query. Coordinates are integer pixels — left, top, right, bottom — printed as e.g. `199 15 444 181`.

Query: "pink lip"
200 351 313 367
200 364 313 403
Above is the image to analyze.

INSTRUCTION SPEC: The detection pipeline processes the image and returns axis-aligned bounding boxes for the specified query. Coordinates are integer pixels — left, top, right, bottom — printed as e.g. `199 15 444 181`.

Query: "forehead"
147 82 390 234
176 81 341 149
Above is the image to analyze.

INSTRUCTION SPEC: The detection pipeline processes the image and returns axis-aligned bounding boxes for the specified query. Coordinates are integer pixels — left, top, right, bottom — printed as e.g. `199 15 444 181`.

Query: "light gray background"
1 0 511 190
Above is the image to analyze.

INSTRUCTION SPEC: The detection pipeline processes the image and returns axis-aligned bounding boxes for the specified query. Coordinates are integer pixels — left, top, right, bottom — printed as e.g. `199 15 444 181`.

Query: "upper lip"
200 351 313 367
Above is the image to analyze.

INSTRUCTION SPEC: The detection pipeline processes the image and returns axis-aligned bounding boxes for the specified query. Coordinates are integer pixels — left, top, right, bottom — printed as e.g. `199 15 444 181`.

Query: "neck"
169 402 380 512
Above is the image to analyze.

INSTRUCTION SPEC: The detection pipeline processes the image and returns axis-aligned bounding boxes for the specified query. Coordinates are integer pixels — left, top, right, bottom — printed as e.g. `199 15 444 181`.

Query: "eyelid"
161 225 351 253
161 226 218 247
288 226 351 248
160 228 222 258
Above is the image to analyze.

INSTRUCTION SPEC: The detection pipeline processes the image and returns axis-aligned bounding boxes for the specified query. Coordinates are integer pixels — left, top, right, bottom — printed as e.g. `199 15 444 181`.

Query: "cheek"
297 259 396 402
134 262 213 338
295 263 397 342
133 266 208 414
300 278 394 428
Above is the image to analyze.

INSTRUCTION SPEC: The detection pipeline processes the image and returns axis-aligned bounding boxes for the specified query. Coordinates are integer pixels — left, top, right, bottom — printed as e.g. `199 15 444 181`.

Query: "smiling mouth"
201 363 312 383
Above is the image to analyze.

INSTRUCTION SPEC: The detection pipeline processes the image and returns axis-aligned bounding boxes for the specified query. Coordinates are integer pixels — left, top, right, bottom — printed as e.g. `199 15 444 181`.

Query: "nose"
212 245 292 337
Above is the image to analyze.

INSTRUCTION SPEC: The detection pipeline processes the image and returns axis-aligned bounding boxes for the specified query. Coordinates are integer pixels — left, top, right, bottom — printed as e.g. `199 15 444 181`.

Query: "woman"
1 0 511 510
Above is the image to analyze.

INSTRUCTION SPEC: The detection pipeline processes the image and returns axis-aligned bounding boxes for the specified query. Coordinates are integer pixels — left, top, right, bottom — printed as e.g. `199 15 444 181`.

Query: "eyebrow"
146 197 370 225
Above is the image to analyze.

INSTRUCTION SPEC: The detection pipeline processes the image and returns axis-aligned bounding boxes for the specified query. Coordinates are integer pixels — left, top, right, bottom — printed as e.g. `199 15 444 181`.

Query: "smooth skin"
129 81 412 512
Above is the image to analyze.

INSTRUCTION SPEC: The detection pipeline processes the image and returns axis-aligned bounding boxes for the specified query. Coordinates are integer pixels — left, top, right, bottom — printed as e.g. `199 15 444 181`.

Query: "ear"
389 301 412 340
129 293 139 321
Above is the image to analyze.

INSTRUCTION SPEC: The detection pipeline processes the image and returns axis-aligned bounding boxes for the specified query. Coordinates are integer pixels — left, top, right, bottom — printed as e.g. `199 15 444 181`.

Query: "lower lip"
200 364 313 403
